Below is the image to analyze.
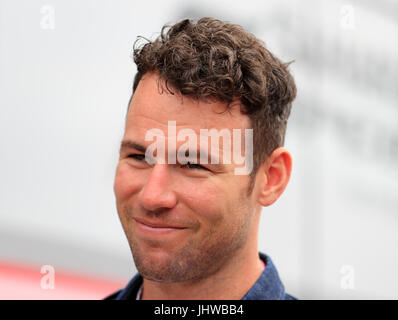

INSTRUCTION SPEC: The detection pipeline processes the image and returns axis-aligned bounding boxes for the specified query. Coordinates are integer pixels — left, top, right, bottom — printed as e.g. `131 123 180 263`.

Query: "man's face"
114 73 259 282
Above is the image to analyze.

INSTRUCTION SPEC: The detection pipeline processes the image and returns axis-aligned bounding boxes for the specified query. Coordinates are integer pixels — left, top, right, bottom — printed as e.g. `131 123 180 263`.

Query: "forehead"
125 73 250 134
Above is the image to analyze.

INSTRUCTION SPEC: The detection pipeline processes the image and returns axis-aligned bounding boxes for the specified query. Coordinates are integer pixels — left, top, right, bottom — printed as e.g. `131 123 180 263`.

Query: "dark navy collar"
241 252 286 300
105 252 296 300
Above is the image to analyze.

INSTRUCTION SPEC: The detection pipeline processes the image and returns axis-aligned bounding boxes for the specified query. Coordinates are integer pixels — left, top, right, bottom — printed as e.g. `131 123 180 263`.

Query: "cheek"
181 176 250 228
181 179 229 225
114 163 143 201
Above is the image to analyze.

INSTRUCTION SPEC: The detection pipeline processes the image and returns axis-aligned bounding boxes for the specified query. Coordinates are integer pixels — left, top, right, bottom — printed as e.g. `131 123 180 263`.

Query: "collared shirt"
104 252 297 300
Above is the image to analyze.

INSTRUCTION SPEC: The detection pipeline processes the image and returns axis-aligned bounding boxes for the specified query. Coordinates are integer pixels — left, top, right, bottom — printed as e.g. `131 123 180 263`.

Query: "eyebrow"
120 140 146 153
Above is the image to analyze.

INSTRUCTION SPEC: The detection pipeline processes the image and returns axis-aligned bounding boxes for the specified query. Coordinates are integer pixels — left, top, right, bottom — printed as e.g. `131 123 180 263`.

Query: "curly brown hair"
130 17 297 180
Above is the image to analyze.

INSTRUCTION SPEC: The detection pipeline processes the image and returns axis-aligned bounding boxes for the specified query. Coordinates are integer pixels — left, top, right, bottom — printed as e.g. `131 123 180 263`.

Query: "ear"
257 147 292 207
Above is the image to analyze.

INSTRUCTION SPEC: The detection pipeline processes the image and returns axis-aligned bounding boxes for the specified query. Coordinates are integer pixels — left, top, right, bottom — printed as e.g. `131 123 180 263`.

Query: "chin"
135 250 199 282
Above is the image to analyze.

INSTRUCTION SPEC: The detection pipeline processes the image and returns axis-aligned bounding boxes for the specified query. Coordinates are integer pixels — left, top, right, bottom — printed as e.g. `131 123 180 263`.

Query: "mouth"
133 217 188 237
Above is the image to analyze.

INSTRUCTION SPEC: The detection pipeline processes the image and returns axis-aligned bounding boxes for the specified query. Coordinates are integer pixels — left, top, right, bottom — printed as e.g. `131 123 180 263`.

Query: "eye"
127 154 146 161
181 161 207 170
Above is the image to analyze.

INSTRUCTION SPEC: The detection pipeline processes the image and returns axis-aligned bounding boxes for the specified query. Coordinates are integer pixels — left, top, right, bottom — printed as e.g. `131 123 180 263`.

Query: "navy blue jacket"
104 252 297 300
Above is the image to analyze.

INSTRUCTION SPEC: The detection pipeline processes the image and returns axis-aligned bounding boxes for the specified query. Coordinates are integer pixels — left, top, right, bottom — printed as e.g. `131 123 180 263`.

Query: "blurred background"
0 0 397 299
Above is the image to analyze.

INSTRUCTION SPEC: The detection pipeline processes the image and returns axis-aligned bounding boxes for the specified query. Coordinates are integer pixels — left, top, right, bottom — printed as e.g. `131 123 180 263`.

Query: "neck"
140 242 264 300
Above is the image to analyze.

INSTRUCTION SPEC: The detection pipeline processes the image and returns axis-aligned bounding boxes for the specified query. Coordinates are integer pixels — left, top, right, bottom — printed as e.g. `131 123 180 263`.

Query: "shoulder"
283 293 298 300
103 289 123 300
102 273 143 300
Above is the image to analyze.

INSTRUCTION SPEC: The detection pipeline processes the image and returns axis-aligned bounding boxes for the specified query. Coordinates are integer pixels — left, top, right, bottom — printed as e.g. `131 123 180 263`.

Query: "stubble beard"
123 200 253 283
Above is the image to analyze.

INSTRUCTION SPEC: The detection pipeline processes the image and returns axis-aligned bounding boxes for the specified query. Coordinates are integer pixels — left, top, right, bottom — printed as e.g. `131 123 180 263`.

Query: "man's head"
114 17 296 283
131 17 296 182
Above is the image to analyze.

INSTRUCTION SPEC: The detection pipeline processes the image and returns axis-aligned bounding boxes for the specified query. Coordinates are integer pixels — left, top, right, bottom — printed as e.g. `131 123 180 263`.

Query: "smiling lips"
133 217 187 236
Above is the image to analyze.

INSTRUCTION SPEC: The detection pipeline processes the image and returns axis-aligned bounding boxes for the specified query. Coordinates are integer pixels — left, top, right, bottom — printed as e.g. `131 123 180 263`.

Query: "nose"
138 164 177 212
